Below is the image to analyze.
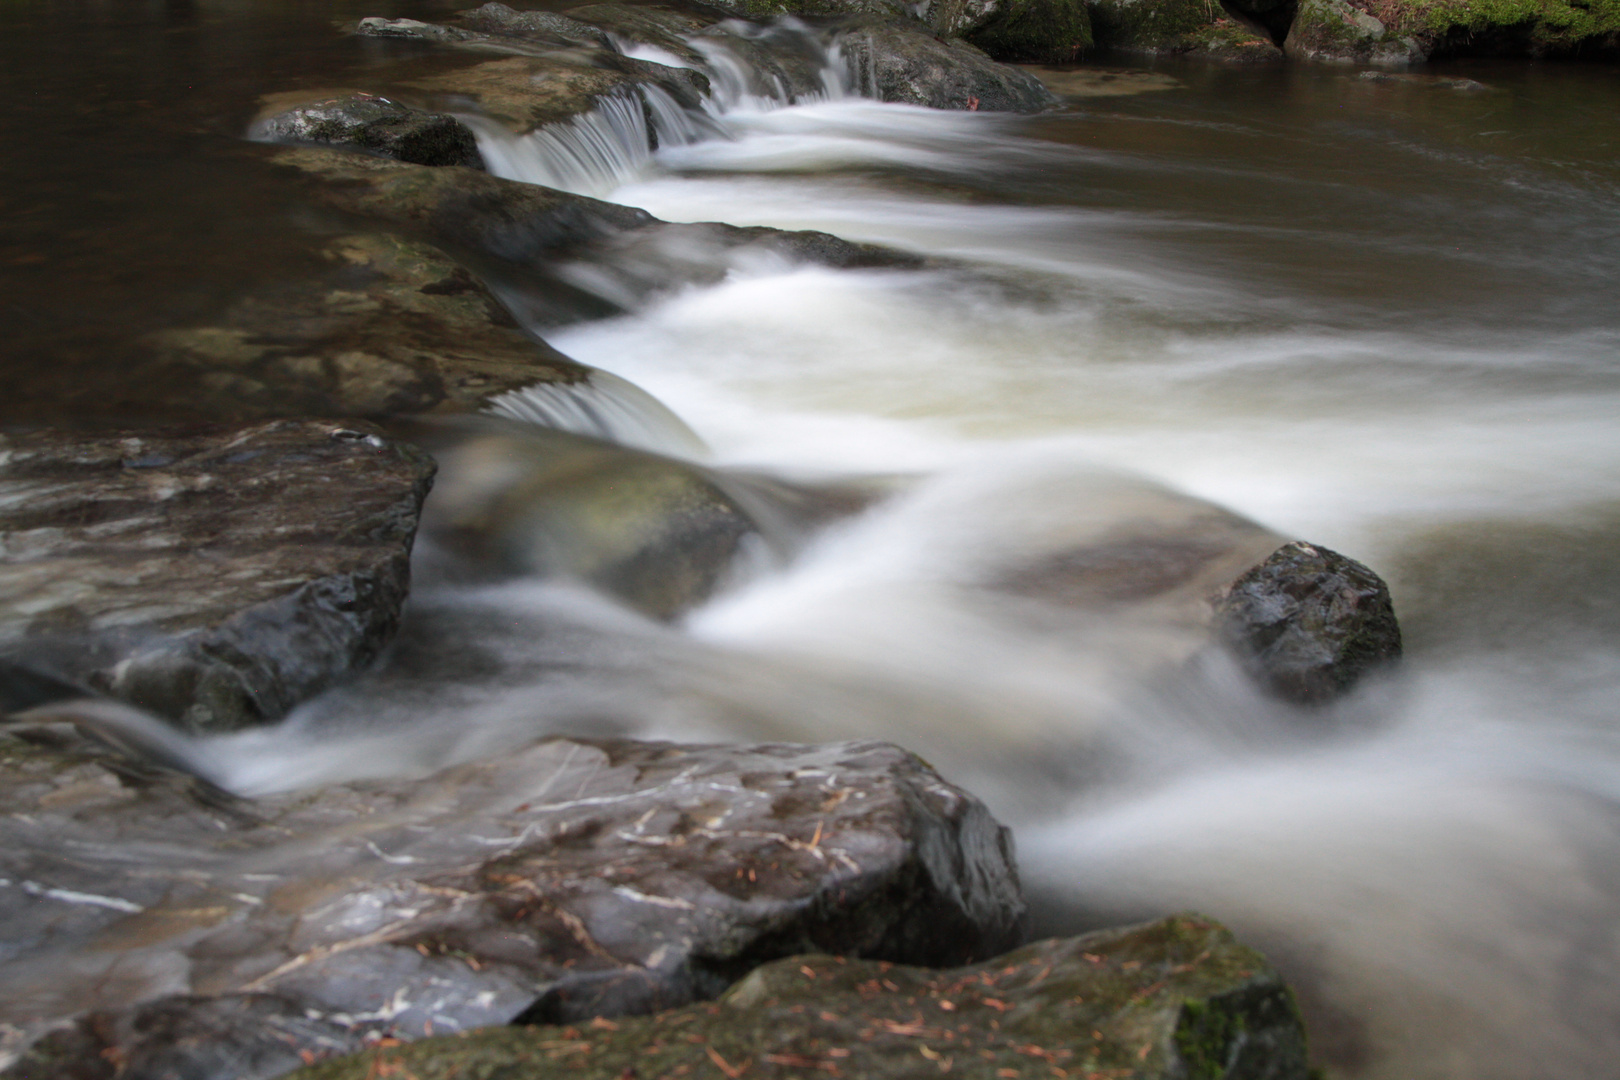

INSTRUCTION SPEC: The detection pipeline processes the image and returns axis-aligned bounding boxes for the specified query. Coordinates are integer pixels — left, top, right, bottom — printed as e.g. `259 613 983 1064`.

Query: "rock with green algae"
1314 0 1619 58
143 232 590 421
1283 0 1425 63
1088 0 1284 60
965 0 1095 61
285 914 1311 1080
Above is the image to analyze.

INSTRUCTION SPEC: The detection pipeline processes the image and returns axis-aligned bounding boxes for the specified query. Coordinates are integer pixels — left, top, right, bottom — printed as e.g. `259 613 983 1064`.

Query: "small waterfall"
485 371 709 457
464 92 656 198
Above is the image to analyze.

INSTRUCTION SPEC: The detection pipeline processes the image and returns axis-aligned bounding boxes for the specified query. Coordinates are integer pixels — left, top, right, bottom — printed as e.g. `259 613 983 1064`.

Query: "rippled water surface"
4 4 1620 1078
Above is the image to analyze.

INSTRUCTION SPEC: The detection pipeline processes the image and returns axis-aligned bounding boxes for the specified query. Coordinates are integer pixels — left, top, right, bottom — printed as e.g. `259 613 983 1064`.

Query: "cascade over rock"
0 728 1025 1079
0 421 434 733
285 914 1310 1080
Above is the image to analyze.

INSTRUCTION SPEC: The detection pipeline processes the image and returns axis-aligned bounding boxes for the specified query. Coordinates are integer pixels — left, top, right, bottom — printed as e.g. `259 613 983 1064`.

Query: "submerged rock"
416 420 763 618
285 914 1309 1080
252 93 485 168
0 730 1024 1079
145 232 591 420
0 421 434 733
1214 540 1402 704
840 20 1060 111
1283 0 1425 64
1088 0 1283 59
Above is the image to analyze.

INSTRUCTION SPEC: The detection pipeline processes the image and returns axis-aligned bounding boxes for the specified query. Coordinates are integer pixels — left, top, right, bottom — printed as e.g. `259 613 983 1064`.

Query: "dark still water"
4 3 1620 1079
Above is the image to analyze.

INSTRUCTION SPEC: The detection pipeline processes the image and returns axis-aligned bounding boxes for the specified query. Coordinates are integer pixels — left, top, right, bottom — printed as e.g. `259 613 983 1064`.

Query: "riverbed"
3 3 1619 1078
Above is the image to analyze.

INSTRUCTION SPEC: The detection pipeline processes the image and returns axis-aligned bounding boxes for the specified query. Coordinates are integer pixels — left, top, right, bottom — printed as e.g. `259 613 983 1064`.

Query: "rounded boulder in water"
1215 540 1403 704
252 94 485 168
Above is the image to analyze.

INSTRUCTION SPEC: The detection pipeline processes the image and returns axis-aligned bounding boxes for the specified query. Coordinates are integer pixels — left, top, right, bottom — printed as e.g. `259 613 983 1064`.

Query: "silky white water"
191 52 1620 1080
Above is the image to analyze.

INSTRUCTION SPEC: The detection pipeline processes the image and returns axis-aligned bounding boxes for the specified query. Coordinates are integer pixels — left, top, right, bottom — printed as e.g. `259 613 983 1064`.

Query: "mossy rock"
1381 0 1620 56
966 0 1095 61
1283 0 1424 62
1089 0 1284 57
287 914 1311 1080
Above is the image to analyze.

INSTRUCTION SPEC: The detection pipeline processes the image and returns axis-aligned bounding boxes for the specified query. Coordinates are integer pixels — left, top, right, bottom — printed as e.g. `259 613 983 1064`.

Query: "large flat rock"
0 421 434 732
286 914 1310 1079
0 732 1025 1079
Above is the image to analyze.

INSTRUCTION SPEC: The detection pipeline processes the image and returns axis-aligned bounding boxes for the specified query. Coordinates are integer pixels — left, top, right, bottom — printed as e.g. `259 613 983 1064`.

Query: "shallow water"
4 4 1620 1078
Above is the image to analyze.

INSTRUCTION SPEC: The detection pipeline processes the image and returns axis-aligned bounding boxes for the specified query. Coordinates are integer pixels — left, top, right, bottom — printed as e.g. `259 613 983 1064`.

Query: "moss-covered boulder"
1283 0 1425 63
286 914 1311 1080
965 0 1095 61
1089 0 1284 59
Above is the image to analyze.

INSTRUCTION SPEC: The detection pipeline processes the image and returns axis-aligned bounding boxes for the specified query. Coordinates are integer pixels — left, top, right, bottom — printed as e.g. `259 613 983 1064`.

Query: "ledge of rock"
144 232 591 420
0 732 1025 1079
269 148 922 314
1214 540 1402 704
840 20 1061 110
285 913 1309 1080
252 93 486 167
0 421 433 733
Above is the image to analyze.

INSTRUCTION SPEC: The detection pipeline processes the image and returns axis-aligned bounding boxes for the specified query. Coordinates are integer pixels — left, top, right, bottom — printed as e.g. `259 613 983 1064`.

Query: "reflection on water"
5 5 1620 1078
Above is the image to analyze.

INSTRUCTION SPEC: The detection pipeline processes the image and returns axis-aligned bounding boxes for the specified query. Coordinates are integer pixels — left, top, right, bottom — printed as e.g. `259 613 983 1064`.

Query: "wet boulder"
0 420 435 732
285 914 1309 1080
839 20 1060 111
1283 0 1426 64
1214 540 1402 704
1088 0 1283 59
456 2 615 49
0 729 1025 1079
145 232 592 420
251 93 485 168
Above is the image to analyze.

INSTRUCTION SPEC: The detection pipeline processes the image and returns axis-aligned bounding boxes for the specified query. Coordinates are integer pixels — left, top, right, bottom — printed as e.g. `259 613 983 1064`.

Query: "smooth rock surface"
286 914 1310 1080
144 232 591 419
251 94 485 168
0 732 1025 1079
1214 540 1403 704
414 420 763 619
0 420 434 732
840 20 1060 111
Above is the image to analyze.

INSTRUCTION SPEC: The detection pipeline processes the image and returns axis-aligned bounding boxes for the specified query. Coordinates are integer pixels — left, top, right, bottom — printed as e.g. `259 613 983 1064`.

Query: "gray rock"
354 15 485 44
839 19 1059 111
1214 540 1403 704
143 232 592 420
282 913 1308 1080
0 420 435 732
0 729 1025 1079
1283 0 1425 64
252 94 485 168
457 2 615 48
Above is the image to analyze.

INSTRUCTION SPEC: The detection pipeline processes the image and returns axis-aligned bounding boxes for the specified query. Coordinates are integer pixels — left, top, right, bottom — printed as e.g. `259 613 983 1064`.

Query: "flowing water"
4 3 1620 1077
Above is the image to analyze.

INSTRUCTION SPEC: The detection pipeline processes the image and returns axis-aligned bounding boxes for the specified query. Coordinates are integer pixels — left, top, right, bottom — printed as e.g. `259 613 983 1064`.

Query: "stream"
4 3 1620 1078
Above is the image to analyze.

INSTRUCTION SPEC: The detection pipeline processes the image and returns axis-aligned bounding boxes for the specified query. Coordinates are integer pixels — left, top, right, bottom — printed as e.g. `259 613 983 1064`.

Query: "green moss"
1089 0 1279 53
1392 0 1620 50
966 0 1095 61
